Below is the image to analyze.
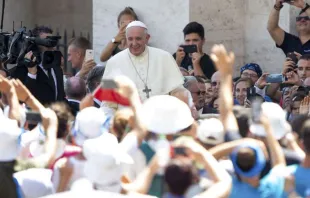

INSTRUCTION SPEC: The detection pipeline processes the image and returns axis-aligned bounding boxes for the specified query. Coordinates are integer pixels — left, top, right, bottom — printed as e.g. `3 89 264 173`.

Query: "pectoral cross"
143 85 152 98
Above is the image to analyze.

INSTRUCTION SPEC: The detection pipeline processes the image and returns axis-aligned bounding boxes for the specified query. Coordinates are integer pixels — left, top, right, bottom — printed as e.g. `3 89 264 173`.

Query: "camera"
0 27 61 69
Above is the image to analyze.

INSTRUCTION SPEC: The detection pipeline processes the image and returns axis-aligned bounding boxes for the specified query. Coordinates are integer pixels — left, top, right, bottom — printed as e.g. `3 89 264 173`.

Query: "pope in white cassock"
103 21 184 101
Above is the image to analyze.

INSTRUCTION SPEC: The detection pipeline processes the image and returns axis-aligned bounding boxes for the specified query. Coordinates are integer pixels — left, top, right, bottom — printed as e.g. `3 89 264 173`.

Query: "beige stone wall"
33 0 92 42
189 0 246 75
0 0 35 32
244 0 289 74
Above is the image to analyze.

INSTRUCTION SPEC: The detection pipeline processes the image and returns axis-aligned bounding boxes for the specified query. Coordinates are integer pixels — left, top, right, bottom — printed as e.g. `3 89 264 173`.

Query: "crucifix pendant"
143 85 152 98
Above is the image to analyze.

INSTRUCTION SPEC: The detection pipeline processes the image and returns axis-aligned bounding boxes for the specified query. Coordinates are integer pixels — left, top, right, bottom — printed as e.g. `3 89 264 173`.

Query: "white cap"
0 116 21 161
72 107 111 146
126 20 148 30
250 102 289 140
83 133 133 192
14 168 54 197
141 95 194 134
197 118 224 145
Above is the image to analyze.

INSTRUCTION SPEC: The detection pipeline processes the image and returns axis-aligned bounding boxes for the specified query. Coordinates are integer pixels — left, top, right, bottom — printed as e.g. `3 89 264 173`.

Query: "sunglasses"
211 81 220 87
296 16 310 21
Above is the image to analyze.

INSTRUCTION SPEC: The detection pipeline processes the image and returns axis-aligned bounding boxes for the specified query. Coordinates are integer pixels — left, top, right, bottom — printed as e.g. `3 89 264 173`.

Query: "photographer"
267 0 310 55
11 26 66 105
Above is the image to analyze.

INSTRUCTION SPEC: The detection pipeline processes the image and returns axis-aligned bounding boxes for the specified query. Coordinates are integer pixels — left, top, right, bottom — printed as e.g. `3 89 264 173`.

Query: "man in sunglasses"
268 0 310 55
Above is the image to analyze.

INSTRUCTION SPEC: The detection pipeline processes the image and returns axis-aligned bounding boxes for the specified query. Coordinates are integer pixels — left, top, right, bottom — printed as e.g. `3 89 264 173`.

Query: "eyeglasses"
211 81 220 87
193 91 206 96
296 16 310 22
241 72 258 78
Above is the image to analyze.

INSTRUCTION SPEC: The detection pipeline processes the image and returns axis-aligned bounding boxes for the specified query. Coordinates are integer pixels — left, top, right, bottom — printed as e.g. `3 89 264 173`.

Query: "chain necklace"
127 47 151 98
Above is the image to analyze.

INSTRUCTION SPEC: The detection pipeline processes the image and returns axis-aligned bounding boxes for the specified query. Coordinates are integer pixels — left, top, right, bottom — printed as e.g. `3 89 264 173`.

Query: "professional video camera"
0 27 62 69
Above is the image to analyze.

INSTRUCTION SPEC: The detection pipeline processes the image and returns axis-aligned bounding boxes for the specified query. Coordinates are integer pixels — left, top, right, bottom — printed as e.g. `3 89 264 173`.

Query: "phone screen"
85 49 94 62
180 45 197 53
251 99 262 123
266 74 284 83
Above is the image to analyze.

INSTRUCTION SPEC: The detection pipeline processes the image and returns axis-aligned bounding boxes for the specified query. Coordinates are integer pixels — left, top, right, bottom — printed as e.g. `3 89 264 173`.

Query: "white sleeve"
254 86 266 98
27 73 37 79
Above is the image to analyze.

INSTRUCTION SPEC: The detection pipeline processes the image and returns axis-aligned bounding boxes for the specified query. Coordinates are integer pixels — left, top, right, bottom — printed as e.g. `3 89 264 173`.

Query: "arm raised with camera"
267 0 285 46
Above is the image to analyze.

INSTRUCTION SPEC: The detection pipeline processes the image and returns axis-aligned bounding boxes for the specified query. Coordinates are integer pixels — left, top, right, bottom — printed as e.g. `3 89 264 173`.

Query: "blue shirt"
229 167 288 198
286 164 310 197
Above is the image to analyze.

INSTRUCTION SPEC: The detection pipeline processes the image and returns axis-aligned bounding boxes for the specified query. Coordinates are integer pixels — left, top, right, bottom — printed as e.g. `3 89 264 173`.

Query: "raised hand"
256 73 270 89
210 44 235 75
299 96 310 115
289 0 306 8
0 75 13 94
11 79 32 102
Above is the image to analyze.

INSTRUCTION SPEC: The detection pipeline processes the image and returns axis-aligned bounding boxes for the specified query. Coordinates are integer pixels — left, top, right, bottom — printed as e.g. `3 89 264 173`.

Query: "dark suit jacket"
12 65 66 105
67 100 80 117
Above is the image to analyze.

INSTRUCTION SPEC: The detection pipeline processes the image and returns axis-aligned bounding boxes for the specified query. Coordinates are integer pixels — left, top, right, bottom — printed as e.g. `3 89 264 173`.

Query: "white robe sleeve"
159 52 184 94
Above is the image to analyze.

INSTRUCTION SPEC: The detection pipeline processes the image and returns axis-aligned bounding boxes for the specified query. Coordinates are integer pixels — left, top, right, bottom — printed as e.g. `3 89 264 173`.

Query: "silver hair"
183 76 198 89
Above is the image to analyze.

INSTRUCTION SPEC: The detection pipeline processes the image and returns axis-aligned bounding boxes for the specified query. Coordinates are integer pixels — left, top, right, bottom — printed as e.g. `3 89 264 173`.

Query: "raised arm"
260 114 286 168
100 23 127 62
0 76 21 122
210 44 239 132
114 76 147 145
267 0 285 46
174 138 232 198
12 79 45 111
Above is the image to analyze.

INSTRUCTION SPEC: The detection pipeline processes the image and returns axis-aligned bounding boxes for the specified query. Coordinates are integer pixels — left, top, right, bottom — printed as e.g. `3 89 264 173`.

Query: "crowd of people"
1 0 310 197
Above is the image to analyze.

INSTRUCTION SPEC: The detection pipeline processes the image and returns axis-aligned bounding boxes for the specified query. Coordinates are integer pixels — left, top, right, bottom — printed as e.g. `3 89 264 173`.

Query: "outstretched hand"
300 96 310 115
210 44 235 75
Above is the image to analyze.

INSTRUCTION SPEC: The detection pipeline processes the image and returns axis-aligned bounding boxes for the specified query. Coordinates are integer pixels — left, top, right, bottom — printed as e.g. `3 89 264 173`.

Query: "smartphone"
251 98 263 123
85 49 94 62
266 74 284 83
287 52 298 64
247 87 256 101
101 79 118 89
180 45 197 53
26 111 42 124
173 147 187 156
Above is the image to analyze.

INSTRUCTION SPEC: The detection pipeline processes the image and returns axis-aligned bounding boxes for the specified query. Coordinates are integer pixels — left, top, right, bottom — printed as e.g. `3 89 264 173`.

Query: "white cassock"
103 46 184 101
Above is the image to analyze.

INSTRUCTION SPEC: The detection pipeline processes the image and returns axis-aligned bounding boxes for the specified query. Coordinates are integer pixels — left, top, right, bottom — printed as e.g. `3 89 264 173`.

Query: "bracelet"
274 4 283 11
301 3 310 14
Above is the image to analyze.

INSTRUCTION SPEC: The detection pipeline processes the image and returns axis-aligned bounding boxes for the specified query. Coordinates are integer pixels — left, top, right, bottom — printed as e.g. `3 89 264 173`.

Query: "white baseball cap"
250 102 289 140
141 95 194 134
72 107 111 146
197 118 224 145
83 133 133 192
14 168 54 197
0 116 22 161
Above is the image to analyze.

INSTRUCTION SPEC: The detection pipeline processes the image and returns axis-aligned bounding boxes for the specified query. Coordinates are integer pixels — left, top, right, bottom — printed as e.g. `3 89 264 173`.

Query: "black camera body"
0 27 61 70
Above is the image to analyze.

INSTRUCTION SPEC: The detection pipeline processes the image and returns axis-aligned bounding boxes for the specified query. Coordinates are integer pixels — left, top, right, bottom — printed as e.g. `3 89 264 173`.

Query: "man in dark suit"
11 26 66 105
65 77 86 116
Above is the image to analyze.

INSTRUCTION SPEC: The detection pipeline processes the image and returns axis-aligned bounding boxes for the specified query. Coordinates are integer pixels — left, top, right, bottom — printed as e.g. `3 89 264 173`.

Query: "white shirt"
28 64 58 99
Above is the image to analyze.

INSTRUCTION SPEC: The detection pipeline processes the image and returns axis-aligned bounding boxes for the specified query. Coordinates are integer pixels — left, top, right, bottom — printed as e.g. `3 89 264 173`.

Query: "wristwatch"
111 38 119 44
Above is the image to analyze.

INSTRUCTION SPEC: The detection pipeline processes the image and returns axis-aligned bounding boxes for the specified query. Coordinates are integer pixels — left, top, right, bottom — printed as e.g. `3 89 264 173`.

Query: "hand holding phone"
287 52 298 64
84 49 94 62
266 74 285 83
180 45 197 54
